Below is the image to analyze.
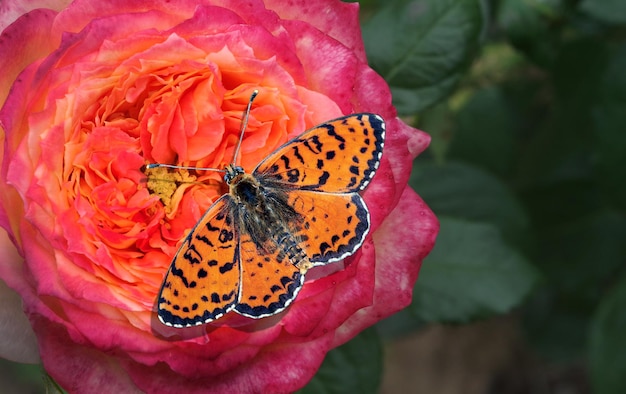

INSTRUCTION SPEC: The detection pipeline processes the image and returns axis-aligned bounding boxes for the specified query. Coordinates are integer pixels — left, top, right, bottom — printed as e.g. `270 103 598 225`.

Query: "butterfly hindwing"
286 189 370 265
157 196 241 327
254 113 385 193
234 231 304 319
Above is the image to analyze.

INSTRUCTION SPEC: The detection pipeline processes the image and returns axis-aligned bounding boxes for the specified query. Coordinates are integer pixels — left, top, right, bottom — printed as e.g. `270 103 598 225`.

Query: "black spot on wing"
220 261 235 274
222 291 236 301
170 265 189 287
182 245 202 265
234 271 303 318
303 135 323 154
286 168 300 183
308 193 370 263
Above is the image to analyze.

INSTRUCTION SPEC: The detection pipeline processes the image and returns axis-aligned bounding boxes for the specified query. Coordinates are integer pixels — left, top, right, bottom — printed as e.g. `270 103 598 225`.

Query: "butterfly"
152 91 385 327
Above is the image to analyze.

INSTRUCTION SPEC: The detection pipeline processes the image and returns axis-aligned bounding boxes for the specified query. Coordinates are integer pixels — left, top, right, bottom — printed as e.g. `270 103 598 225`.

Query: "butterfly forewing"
254 113 385 193
157 196 241 327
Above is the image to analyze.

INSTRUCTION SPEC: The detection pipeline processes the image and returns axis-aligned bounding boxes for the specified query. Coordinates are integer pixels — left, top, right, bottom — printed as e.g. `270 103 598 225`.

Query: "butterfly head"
224 164 245 184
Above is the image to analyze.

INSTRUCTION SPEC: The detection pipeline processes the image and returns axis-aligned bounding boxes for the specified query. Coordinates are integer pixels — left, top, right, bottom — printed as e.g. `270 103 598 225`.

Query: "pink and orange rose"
0 0 438 392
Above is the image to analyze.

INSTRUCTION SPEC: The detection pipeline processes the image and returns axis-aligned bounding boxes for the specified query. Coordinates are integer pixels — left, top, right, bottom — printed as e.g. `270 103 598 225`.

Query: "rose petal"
0 9 58 109
32 315 140 393
126 331 333 393
0 0 70 32
333 186 439 346
265 0 365 61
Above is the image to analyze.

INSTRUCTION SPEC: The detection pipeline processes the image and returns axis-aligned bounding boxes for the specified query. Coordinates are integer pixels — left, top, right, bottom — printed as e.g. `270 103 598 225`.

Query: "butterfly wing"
234 231 304 319
251 113 384 266
157 196 241 327
254 113 385 193
157 113 385 325
286 189 369 265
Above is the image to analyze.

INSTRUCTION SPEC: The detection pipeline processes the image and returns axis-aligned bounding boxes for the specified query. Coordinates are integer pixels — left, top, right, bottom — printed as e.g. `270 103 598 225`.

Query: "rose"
0 0 438 392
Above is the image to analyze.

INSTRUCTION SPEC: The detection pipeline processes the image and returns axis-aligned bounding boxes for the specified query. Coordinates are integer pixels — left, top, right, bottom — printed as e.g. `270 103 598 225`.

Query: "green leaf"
375 308 426 339
579 0 626 24
496 0 562 67
410 161 530 247
592 44 626 210
412 218 539 322
524 211 626 360
446 87 517 178
538 211 626 303
516 38 608 207
0 360 48 393
593 104 626 210
589 275 626 394
299 327 383 394
363 0 486 113
523 289 591 360
519 177 601 233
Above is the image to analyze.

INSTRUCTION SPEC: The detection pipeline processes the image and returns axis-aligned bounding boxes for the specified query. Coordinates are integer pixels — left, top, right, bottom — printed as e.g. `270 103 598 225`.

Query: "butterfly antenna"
145 163 226 172
145 90 259 172
232 89 259 166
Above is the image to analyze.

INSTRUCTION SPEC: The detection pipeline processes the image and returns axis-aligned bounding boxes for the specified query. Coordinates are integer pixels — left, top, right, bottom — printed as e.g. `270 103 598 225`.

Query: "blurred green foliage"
0 358 47 393
311 0 626 393
301 327 383 394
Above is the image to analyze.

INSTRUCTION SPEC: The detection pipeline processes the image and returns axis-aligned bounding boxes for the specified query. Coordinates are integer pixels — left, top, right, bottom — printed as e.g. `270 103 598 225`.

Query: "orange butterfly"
152 92 385 327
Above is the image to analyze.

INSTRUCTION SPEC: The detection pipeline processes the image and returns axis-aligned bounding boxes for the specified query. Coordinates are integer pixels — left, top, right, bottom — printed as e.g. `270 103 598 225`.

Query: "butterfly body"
225 163 312 271
157 113 385 327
